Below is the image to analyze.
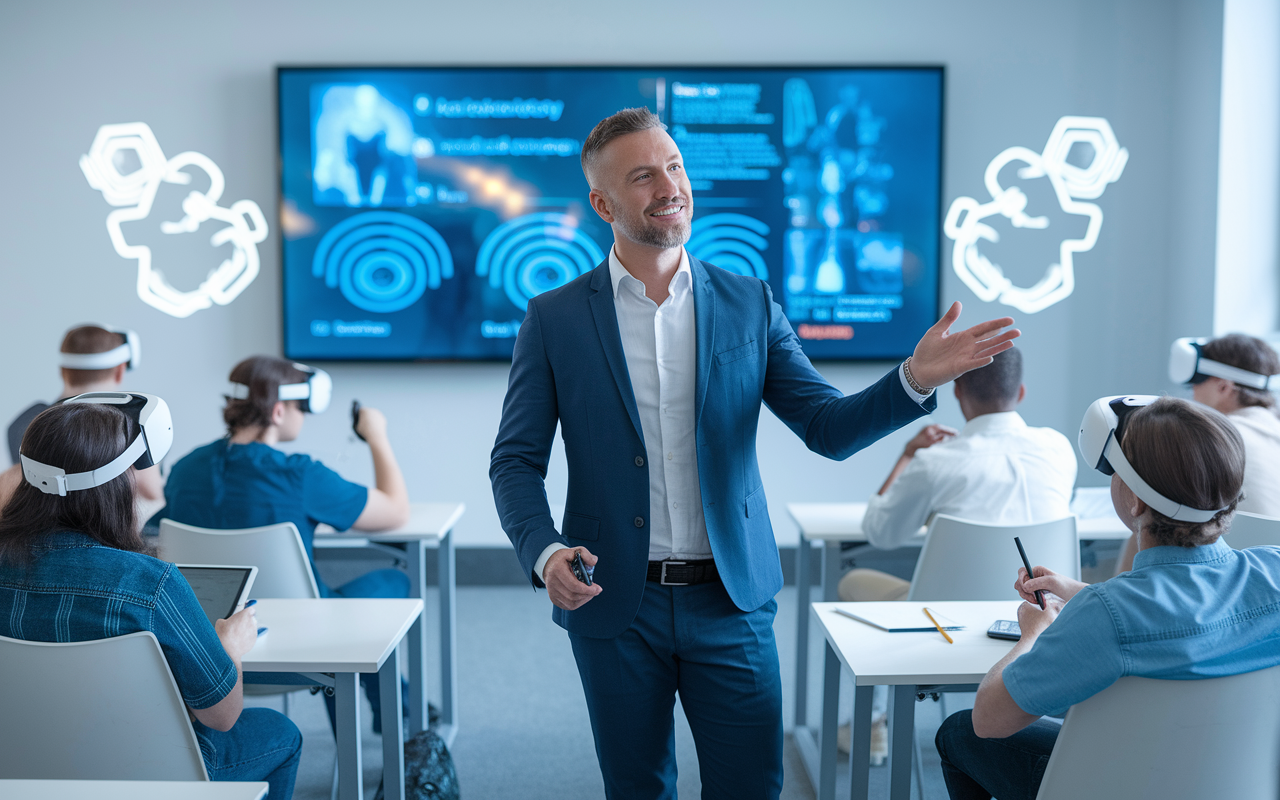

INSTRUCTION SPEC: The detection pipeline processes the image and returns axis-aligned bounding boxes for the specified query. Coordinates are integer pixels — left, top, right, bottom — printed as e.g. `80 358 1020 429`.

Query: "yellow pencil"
923 607 954 644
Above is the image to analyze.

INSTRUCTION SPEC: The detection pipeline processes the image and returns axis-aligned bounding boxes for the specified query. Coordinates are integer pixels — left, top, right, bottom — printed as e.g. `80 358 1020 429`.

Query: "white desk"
243 598 422 800
0 781 268 799
315 501 465 744
808 600 1020 800
786 501 1128 765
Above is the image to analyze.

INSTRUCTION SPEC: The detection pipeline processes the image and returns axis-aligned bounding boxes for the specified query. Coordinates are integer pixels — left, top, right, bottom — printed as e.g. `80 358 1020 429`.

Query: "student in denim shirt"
160 355 411 733
935 396 1280 800
0 402 302 799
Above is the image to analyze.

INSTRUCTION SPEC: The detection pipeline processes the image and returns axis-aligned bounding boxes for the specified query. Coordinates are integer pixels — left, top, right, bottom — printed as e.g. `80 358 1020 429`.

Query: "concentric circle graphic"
476 212 605 311
687 213 771 279
311 211 453 313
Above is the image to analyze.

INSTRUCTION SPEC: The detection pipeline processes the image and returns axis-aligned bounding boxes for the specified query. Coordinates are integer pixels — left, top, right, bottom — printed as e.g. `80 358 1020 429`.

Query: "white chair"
0 632 208 781
1226 511 1280 550
1036 664 1280 800
159 519 320 599
908 514 1080 601
158 519 319 715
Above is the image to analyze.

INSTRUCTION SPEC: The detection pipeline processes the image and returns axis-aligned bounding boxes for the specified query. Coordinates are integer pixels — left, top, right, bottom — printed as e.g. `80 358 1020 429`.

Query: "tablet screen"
177 566 254 623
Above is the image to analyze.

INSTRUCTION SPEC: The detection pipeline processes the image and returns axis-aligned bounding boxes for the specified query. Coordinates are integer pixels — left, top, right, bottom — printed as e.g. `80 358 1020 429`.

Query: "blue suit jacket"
490 256 935 639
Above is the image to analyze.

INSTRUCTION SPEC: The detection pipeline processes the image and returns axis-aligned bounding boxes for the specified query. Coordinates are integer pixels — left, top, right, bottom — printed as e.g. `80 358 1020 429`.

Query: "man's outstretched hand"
908 301 1020 389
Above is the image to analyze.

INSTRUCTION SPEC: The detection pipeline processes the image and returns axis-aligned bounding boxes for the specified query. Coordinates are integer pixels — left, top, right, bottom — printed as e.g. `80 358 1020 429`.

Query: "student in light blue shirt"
0 402 301 799
935 396 1280 800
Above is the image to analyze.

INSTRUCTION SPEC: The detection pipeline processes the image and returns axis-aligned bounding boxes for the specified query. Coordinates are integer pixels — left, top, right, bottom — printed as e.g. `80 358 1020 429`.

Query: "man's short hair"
954 347 1022 408
61 325 128 386
580 107 665 186
1200 333 1280 409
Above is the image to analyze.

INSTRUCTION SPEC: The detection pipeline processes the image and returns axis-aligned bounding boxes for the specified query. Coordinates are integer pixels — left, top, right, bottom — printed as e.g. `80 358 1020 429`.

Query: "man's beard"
611 195 693 249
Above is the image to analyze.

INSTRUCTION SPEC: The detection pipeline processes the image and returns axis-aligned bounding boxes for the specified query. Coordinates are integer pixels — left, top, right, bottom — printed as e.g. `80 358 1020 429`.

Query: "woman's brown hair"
1200 334 1280 409
223 356 309 435
0 404 143 564
1120 397 1245 547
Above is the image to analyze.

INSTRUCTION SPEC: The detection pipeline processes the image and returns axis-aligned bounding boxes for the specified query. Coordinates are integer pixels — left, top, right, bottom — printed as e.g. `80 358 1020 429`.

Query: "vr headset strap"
1102 433 1221 523
1198 358 1273 390
21 434 148 496
60 343 132 371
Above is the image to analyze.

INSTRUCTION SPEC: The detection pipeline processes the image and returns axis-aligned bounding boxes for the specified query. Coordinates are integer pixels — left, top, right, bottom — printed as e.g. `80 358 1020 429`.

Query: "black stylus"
1014 536 1045 610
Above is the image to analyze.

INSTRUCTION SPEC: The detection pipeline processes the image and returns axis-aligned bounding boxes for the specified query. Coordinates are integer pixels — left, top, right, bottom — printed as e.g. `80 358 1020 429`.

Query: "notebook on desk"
834 606 964 633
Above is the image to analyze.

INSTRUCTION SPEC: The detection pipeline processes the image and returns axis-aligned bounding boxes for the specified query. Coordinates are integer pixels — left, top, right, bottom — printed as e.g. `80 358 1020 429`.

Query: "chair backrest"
1036 664 1280 800
1225 511 1280 550
0 631 208 781
907 515 1080 601
159 519 320 599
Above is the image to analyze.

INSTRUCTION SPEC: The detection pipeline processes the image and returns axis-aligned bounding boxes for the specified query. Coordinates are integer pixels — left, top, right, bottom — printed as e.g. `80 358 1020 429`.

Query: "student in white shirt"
1115 333 1280 573
839 347 1077 602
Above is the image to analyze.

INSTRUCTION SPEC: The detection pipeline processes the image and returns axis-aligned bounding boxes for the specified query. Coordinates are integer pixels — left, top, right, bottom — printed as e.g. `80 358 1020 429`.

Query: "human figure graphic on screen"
313 84 415 207
489 107 1020 798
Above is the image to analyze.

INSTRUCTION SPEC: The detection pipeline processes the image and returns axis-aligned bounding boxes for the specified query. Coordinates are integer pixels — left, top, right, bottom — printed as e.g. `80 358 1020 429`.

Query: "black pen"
1014 536 1045 610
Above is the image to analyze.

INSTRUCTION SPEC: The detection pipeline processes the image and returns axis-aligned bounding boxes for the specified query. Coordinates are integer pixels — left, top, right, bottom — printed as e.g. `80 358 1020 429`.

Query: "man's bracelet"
903 357 930 395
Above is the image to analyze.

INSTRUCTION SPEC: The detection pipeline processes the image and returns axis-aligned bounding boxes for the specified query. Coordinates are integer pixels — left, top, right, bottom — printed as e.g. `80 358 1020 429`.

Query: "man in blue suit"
490 107 1019 799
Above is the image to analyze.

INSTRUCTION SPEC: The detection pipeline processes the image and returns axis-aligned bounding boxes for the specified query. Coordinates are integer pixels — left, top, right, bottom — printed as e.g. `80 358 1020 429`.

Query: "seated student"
160 355 411 730
0 399 301 799
2 325 163 509
840 347 1077 602
934 396 1280 800
1114 333 1280 573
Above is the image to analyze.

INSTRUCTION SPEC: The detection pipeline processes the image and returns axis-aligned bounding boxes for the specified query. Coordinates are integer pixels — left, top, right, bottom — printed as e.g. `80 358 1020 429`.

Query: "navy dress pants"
569 579 784 800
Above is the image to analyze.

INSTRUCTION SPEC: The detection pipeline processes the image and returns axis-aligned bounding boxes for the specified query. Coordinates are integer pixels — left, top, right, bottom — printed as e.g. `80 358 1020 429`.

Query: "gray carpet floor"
249 584 970 799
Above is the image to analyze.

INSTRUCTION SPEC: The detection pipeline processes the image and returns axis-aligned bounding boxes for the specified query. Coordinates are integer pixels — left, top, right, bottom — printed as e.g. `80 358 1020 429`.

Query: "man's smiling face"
589 126 693 250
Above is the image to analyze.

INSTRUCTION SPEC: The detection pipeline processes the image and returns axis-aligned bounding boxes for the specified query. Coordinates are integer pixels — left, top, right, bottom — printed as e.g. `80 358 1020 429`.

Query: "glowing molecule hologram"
476 212 605 311
80 122 269 318
687 213 771 280
943 116 1127 314
311 212 453 313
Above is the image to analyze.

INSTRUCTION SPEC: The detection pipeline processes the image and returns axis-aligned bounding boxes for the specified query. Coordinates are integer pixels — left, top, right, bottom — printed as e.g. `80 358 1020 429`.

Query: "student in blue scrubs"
0 402 302 799
934 397 1280 800
162 355 412 730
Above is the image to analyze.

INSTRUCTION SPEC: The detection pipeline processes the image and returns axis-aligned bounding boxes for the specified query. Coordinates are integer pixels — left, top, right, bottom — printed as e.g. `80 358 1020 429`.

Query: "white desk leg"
886 685 914 800
818 640 840 800
846 684 873 800
794 531 812 729
335 672 363 800
437 528 457 741
406 541 428 736
822 540 841 602
380 647 406 800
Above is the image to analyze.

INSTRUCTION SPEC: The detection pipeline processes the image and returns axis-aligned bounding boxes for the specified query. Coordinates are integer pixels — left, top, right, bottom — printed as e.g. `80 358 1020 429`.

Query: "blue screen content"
278 67 943 360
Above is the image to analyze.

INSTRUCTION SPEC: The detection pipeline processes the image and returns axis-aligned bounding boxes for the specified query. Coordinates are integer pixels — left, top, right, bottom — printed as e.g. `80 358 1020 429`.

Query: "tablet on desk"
175 565 257 624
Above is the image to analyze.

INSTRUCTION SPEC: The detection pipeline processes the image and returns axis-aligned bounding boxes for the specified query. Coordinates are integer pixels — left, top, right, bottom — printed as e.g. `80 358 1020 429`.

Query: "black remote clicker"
351 400 366 441
570 552 594 586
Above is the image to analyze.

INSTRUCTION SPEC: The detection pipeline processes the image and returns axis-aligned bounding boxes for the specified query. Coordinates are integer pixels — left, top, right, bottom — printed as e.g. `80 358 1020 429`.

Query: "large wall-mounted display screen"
278 66 943 361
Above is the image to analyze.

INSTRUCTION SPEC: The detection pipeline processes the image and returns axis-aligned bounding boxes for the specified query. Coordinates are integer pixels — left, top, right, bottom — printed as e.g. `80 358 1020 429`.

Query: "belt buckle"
660 560 689 586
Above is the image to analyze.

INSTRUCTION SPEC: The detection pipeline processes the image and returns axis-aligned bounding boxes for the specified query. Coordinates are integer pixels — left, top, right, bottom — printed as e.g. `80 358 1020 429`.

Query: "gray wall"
0 0 1223 547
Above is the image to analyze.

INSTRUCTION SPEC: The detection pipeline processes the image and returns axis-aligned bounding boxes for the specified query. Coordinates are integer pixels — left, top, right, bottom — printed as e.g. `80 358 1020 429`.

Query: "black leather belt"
647 559 718 586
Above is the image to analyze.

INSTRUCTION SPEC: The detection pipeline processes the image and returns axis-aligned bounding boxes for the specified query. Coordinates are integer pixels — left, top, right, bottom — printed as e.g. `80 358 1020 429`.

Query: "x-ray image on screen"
279 66 942 361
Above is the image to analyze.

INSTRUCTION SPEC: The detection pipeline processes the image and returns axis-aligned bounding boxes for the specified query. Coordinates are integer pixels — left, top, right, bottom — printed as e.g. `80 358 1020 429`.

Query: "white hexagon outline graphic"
80 122 268 318
943 116 1128 314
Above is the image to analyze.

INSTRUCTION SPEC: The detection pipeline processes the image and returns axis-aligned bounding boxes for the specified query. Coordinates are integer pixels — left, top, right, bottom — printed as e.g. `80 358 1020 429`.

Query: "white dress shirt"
861 411 1077 550
536 247 934 581
1229 406 1280 517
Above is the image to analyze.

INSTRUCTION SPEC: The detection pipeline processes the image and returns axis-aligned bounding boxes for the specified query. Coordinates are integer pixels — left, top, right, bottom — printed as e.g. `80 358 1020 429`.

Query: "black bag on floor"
374 729 460 800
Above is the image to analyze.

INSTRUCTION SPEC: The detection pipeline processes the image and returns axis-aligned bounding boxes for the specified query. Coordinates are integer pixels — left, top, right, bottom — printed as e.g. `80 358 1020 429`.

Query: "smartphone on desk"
987 620 1021 641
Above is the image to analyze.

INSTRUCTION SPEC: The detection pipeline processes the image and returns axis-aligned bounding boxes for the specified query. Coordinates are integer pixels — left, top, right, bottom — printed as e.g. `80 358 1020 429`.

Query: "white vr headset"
20 392 174 497
227 363 332 414
1078 395 1226 523
58 326 140 371
1168 337 1274 390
